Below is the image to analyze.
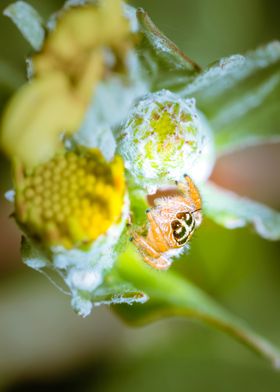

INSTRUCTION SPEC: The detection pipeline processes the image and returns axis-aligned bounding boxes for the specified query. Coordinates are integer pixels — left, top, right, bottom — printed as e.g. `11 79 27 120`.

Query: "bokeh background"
0 0 280 390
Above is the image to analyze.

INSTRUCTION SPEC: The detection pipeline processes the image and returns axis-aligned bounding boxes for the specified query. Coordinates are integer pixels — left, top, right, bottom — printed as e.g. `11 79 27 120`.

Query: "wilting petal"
0 73 84 167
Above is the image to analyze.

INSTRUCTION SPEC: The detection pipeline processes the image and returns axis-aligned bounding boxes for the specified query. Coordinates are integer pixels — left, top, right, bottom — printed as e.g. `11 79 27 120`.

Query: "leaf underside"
136 8 201 92
179 41 280 153
4 1 45 51
201 182 280 241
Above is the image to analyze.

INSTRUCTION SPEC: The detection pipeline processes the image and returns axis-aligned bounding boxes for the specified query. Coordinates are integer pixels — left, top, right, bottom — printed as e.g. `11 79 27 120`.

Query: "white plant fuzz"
5 190 15 202
23 194 130 317
117 90 215 193
4 1 45 51
75 51 148 161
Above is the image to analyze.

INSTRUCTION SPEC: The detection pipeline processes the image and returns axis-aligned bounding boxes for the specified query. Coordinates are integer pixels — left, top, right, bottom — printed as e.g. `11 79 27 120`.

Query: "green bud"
117 90 215 193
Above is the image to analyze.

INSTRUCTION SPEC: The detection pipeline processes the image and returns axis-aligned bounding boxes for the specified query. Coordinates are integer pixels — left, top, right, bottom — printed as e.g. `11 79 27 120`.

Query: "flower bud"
117 90 215 193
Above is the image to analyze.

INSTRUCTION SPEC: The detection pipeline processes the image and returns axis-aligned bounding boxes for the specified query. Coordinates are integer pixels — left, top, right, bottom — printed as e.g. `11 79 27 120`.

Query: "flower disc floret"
14 149 125 249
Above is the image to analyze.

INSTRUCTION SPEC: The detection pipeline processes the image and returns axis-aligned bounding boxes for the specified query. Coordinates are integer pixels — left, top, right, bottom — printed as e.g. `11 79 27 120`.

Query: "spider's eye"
176 212 185 220
185 213 193 226
171 220 181 230
176 211 193 226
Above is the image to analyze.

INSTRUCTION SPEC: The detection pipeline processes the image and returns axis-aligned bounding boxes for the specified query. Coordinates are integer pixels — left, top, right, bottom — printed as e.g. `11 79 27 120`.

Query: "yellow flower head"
1 0 132 168
14 149 125 249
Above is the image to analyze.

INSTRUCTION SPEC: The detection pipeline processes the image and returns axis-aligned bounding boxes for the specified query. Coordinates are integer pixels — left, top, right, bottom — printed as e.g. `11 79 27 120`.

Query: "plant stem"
116 245 280 370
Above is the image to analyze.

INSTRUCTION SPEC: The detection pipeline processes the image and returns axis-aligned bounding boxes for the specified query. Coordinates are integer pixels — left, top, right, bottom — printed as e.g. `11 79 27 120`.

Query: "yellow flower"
33 0 130 103
1 73 84 167
14 149 125 249
1 0 131 168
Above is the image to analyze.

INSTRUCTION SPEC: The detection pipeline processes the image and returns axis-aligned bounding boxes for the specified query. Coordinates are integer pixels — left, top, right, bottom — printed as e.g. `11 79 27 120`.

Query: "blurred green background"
0 0 280 391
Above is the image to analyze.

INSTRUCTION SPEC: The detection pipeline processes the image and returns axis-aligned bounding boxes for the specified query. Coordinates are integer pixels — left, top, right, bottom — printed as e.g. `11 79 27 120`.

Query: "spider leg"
132 232 161 258
177 174 202 211
132 232 171 270
142 254 172 271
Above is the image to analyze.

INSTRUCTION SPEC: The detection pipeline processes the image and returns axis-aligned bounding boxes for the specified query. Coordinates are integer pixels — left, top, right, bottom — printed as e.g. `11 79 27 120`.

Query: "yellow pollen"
14 149 125 249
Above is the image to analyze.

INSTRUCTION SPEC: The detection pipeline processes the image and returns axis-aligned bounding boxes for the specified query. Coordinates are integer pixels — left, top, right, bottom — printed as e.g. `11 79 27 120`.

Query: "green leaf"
90 271 149 306
179 41 280 153
201 182 280 240
4 1 45 51
212 82 280 154
135 8 201 91
115 244 280 369
127 185 149 227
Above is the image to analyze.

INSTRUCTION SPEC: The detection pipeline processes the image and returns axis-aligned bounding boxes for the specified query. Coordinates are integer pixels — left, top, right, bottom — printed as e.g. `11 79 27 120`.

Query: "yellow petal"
1 72 84 167
76 49 104 103
43 7 102 62
100 0 130 44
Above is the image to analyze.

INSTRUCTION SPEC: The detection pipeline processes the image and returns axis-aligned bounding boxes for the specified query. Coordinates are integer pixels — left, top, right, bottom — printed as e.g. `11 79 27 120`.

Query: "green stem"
116 245 280 369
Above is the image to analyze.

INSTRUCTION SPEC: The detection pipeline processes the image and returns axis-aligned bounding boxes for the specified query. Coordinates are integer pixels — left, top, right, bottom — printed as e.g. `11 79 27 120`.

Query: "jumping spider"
131 175 202 270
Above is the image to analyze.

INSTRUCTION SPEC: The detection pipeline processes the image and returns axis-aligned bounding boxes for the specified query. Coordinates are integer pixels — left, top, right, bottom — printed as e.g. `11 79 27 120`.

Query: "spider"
131 175 202 270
